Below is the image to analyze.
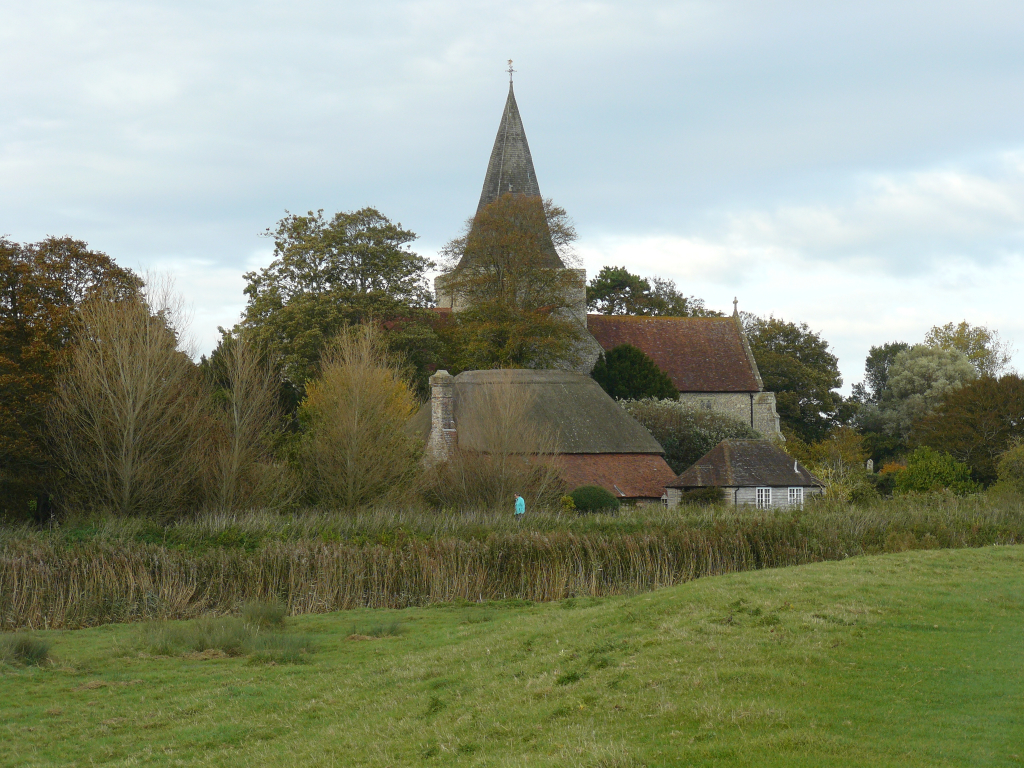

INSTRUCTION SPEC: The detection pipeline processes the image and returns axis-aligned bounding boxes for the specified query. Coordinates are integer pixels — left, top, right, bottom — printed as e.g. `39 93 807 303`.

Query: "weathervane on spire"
507 59 516 84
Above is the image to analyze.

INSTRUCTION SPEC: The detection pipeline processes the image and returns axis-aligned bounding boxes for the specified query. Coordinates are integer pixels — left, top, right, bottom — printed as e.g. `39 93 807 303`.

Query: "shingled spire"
460 74 562 269
476 81 543 212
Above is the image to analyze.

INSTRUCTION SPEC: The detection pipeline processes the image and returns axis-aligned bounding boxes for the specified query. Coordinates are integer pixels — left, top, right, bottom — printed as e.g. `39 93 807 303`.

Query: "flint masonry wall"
676 391 783 441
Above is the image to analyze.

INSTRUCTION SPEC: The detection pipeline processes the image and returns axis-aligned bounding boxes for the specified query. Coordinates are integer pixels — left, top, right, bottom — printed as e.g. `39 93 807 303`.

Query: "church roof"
477 84 543 212
667 440 822 489
408 368 665 455
586 315 762 393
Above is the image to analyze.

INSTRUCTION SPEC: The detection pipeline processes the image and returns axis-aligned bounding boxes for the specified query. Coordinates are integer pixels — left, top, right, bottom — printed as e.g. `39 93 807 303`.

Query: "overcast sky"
4 0 1024 391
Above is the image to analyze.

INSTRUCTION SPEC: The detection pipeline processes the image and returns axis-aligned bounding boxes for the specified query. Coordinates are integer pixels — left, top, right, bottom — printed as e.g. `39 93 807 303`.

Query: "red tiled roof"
587 315 760 392
556 453 678 499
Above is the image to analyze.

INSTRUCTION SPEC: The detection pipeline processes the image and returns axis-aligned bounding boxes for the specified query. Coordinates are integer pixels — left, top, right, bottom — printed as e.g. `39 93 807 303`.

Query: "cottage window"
788 487 804 507
756 487 771 509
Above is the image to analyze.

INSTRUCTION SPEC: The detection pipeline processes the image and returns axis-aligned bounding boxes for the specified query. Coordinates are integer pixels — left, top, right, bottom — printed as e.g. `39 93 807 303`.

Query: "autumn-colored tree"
0 237 140 517
297 324 421 509
911 374 1024 484
241 207 440 403
438 194 585 370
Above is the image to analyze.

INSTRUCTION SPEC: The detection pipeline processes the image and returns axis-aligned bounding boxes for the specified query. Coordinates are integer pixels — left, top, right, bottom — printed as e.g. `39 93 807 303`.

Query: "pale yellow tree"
298 324 421 508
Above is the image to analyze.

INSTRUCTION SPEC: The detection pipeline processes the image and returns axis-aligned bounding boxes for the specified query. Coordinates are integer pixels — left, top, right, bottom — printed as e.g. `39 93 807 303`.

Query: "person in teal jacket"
514 494 526 517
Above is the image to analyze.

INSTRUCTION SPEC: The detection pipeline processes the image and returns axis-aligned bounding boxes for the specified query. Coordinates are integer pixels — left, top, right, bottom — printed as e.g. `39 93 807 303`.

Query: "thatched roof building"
409 369 677 499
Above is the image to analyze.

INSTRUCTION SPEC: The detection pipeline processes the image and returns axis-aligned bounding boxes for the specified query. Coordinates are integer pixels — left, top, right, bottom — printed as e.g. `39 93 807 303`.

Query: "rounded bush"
570 485 620 513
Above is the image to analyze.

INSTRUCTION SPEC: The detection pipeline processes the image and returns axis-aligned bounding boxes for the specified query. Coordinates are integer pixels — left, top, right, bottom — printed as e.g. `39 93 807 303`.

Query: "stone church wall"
676 391 783 441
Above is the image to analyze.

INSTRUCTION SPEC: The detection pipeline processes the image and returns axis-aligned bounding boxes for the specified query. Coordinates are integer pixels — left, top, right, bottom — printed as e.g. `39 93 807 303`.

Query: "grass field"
2 545 1023 767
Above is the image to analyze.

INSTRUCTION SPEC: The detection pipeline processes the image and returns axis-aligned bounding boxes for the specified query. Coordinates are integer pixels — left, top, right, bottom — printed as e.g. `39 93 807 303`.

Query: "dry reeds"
3 493 1023 630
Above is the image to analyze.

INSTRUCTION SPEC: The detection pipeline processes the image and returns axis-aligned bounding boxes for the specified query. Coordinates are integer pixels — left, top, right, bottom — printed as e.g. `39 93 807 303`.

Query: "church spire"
476 71 543 213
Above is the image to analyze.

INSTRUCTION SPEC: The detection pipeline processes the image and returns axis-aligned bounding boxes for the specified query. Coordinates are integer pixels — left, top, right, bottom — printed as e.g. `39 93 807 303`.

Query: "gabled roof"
587 315 762 392
667 440 822 489
477 84 543 213
557 454 679 499
407 369 664 455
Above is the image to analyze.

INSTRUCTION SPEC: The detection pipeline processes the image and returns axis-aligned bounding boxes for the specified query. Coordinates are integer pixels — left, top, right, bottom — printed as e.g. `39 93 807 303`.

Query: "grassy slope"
2 546 1023 767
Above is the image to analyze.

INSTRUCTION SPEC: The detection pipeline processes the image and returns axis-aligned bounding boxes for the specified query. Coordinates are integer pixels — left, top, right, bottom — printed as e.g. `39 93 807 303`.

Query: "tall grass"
2 494 1022 630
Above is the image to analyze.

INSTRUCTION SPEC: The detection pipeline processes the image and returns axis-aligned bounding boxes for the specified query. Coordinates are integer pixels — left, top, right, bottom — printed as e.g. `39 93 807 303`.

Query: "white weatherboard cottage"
663 439 824 509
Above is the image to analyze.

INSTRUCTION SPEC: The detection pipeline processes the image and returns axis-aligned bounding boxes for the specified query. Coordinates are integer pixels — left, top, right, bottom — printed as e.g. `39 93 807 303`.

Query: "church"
416 74 783 500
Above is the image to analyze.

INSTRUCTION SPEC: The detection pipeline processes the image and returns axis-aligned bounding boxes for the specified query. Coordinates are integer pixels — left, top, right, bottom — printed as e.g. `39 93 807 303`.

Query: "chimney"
426 370 457 463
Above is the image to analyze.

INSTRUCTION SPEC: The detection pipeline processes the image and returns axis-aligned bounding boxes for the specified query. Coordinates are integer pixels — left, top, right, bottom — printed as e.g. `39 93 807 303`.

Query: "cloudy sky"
4 0 1024 391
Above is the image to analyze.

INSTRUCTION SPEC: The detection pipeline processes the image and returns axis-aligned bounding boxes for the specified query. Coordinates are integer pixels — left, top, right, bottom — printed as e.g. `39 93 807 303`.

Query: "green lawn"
2 546 1023 767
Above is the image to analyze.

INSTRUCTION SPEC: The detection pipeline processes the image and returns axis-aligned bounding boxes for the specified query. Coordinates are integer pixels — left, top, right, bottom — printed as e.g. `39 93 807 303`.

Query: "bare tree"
48 282 208 515
298 323 421 508
206 332 291 510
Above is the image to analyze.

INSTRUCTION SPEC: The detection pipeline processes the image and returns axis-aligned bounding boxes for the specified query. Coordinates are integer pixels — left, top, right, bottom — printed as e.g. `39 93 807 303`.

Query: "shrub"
570 485 620 513
591 345 678 400
620 398 760 474
676 487 724 505
894 447 980 496
995 443 1024 494
0 633 50 666
241 599 287 628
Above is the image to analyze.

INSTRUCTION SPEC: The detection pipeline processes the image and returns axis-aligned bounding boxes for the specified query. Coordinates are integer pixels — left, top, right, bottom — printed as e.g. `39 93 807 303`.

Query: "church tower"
435 68 602 372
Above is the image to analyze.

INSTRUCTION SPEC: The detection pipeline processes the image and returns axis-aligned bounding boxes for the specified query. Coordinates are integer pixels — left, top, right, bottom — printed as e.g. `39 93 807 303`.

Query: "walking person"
514 493 526 517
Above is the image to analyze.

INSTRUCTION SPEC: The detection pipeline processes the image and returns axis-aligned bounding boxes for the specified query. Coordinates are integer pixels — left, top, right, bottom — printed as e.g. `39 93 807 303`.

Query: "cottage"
663 439 823 508
408 368 678 500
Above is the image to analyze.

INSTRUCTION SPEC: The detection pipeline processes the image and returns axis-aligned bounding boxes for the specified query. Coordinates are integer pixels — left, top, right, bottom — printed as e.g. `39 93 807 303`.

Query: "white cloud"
578 155 1024 392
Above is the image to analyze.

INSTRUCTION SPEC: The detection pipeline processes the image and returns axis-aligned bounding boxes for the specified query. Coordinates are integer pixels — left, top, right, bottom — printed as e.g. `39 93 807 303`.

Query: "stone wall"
676 391 783 440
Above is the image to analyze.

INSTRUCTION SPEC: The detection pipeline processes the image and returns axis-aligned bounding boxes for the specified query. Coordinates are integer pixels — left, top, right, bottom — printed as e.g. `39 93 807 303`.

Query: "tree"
241 207 440 402
993 442 1024 495
911 374 1024 484
892 447 980 496
203 331 294 510
591 345 678 401
0 237 140 517
743 315 843 443
438 194 584 370
297 324 421 509
586 266 718 317
619 398 759 474
48 286 208 516
852 342 911 403
858 345 977 442
925 321 1013 377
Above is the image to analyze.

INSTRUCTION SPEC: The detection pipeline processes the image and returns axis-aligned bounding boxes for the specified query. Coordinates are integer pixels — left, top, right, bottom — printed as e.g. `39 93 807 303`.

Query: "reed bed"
3 494 1023 630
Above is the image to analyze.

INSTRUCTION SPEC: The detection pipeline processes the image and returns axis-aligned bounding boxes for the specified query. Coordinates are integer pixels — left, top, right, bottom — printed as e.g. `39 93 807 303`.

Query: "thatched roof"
667 440 822 488
408 369 664 455
587 315 762 392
